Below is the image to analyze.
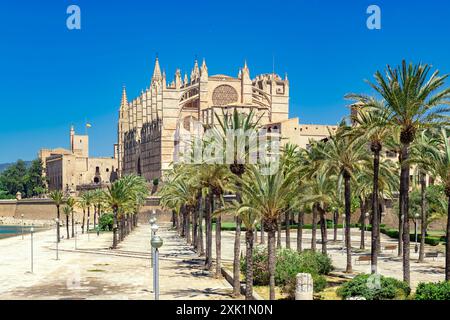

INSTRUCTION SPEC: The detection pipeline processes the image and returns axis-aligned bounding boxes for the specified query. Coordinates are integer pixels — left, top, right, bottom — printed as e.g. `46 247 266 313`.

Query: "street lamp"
414 213 420 253
55 218 60 261
365 212 370 243
151 223 159 266
30 225 34 273
21 214 24 240
151 235 163 300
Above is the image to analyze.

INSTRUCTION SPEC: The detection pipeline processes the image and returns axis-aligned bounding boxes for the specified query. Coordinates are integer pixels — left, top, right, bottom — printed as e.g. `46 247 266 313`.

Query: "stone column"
295 273 313 300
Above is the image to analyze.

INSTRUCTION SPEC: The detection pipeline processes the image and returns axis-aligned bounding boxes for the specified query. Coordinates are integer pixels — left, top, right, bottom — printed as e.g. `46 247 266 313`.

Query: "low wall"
0 200 16 217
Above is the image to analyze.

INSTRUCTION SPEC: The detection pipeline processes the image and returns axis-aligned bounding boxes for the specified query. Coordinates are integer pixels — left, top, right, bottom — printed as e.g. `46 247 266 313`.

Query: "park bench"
355 255 371 265
425 252 441 261
383 244 397 253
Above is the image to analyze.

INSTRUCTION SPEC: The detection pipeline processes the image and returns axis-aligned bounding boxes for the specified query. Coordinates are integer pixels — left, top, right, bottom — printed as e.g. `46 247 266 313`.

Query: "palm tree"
78 198 87 234
49 190 64 242
410 129 440 262
365 61 450 284
214 107 262 297
92 189 103 232
103 175 148 249
63 205 71 239
318 122 369 273
66 197 76 238
345 98 392 272
428 128 450 280
239 164 296 300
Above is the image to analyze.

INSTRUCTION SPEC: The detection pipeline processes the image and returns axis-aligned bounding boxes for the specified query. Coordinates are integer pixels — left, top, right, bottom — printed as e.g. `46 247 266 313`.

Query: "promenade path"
0 223 236 300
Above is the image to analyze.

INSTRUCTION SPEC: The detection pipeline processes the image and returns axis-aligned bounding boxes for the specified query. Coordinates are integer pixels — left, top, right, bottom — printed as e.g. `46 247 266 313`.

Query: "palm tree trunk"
446 195 450 281
233 216 242 297
285 210 291 249
56 205 60 242
277 216 282 249
400 143 411 285
186 209 191 244
334 210 338 241
398 212 403 256
198 197 205 256
66 214 70 239
193 207 198 250
319 207 327 255
371 146 381 273
87 206 90 233
344 172 352 273
311 204 317 252
260 220 265 244
245 229 254 300
93 206 97 233
81 209 85 234
112 208 118 249
297 211 303 252
172 210 176 228
419 172 427 262
206 193 213 270
268 225 276 300
215 213 222 278
71 211 75 238
360 199 366 250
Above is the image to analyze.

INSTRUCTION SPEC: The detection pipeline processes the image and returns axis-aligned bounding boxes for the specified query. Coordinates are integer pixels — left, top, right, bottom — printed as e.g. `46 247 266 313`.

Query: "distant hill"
0 161 32 173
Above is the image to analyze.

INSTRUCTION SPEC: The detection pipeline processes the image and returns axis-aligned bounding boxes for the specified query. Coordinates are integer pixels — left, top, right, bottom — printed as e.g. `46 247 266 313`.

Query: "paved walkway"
0 223 236 300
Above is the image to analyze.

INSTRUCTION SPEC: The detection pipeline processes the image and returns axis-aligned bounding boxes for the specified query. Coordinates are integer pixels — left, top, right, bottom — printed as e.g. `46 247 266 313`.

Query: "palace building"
118 57 336 181
40 126 118 194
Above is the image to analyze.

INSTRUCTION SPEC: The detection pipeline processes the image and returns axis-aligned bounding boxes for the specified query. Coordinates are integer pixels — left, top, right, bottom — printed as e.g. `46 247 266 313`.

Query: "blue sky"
0 0 449 163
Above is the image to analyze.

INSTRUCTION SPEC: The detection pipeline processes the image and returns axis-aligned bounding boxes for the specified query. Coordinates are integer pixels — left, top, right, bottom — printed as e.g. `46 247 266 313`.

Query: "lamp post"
21 214 24 240
414 213 420 253
30 225 34 273
151 235 163 300
55 218 60 261
151 223 159 267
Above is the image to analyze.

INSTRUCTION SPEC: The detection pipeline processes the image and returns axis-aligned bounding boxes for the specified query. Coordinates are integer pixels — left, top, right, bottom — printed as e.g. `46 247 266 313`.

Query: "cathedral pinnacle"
152 57 162 82
120 85 128 108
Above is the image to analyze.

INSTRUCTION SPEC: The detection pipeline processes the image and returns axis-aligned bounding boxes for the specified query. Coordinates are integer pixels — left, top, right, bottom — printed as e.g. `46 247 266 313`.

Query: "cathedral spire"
200 58 208 79
152 56 162 82
120 86 128 108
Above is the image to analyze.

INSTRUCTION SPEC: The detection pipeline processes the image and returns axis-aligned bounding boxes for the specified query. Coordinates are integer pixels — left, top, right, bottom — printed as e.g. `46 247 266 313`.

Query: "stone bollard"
295 273 314 300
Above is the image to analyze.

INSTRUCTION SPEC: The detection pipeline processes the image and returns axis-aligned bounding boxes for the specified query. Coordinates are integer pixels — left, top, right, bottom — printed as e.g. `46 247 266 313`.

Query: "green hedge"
98 213 114 231
415 281 450 300
380 226 443 246
337 274 411 300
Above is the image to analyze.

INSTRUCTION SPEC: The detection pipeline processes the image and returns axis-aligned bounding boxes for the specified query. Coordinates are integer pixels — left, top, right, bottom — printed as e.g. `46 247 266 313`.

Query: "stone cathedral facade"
117 58 290 182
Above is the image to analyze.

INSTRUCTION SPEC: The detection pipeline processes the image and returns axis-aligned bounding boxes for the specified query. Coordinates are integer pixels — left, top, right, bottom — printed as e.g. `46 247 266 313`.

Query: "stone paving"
0 223 236 300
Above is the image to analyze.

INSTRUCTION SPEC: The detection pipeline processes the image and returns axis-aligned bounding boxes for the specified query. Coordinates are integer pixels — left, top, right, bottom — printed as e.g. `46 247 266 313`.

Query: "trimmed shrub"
337 274 410 300
98 213 114 231
415 281 450 300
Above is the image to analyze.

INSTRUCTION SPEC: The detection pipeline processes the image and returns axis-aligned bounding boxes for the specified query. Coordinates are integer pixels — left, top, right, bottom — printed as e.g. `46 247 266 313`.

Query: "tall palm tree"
239 164 296 300
214 107 262 297
345 98 392 272
78 198 87 234
49 190 64 242
410 129 440 262
366 61 450 284
318 122 369 273
428 128 450 280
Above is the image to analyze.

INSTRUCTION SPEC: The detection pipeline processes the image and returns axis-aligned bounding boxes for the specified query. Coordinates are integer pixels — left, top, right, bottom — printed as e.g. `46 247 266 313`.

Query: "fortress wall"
0 200 17 217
